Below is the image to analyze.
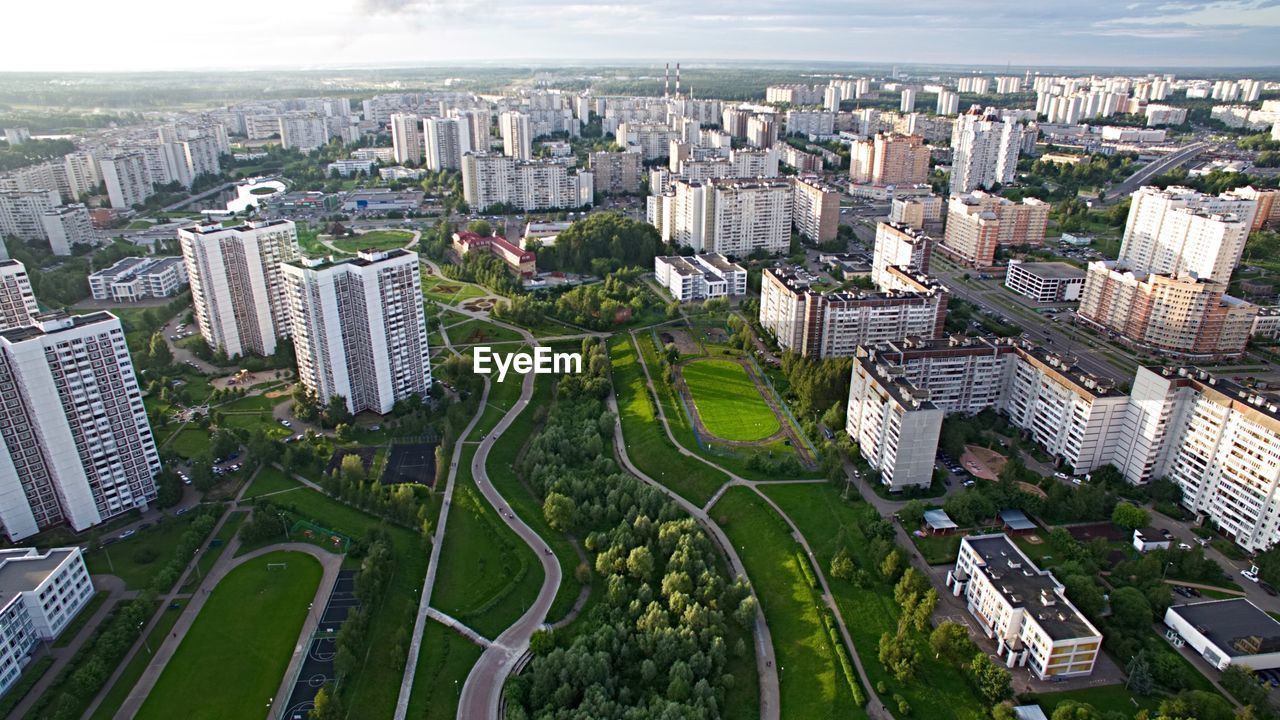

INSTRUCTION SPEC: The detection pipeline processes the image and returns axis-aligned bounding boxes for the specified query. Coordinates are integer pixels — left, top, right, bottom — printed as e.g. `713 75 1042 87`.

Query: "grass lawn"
910 533 962 565
89 604 185 720
608 335 727 506
1029 685 1160 717
216 393 281 413
404 620 484 719
432 445 544 639
84 513 201 590
135 551 321 720
242 466 303 500
681 359 780 442
52 591 108 647
445 317 524 346
761 482 991 720
712 486 866 720
167 427 211 458
0 655 53 717
332 229 415 252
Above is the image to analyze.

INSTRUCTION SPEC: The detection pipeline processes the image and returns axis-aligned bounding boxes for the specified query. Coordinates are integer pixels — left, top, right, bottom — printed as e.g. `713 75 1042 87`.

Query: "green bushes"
149 508 219 593
27 599 155 720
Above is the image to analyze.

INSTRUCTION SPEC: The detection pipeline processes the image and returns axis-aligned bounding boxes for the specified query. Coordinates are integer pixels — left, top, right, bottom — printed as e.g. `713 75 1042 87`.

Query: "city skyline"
3 0 1279 72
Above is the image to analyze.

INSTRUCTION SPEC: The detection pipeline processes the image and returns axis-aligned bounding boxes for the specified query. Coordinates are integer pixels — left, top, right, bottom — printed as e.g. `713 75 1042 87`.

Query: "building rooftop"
658 256 700 276
855 349 939 412
1151 366 1280 424
962 534 1100 642
999 509 1037 531
1169 599 1280 656
90 256 151 280
694 253 745 275
0 311 116 344
923 509 957 530
1009 262 1086 280
0 548 77 607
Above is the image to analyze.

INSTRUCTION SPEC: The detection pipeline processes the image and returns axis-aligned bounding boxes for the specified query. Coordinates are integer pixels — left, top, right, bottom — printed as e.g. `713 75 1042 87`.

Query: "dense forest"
538 212 667 274
504 339 756 719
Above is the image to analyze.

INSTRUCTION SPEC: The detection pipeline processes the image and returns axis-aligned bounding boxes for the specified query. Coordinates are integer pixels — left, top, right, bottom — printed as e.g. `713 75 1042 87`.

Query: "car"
1053 471 1068 480
175 507 188 516
1261 582 1278 597
280 419 292 428
963 480 976 488
119 529 136 540
1177 542 1192 550
1242 569 1260 583
1195 537 1210 547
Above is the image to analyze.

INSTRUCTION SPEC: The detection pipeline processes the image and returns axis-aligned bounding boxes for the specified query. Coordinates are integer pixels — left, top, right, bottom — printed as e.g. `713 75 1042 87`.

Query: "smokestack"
676 63 681 98
665 63 670 98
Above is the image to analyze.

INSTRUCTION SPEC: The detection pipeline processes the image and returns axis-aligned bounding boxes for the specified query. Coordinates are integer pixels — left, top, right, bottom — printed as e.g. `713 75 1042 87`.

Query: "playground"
384 442 438 485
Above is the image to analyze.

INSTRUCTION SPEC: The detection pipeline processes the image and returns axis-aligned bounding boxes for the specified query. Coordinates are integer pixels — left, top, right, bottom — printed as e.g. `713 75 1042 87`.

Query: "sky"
2 0 1278 72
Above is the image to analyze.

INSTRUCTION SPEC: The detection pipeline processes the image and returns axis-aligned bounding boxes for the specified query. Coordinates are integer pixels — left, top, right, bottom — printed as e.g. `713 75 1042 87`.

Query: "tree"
829 547 854 581
970 652 1012 704
898 500 927 529
626 546 655 580
877 631 919 681
543 492 576 531
148 333 172 368
1109 586 1154 632
880 549 902 580
1126 651 1154 696
1111 502 1150 531
930 622 977 666
309 685 343 720
467 219 493 237
340 454 366 483
1051 701 1103 720
324 394 353 427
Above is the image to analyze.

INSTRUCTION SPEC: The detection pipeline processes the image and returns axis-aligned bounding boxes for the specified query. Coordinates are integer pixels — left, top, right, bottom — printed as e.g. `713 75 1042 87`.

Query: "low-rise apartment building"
1004 261 1086 303
88 256 188 302
0 548 94 695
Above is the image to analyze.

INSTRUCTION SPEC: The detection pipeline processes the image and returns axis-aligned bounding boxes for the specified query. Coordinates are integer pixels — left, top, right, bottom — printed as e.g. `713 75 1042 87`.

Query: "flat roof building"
654 254 747 302
0 547 94 695
1005 261 1086 303
1165 599 1280 671
946 535 1103 679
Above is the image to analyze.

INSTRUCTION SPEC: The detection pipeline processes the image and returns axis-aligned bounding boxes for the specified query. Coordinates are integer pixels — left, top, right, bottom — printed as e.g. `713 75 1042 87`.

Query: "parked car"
1242 568 1260 583
119 529 136 540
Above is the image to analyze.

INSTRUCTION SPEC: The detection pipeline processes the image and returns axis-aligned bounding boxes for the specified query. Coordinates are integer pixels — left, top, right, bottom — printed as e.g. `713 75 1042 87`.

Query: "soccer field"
135 551 322 720
682 359 781 442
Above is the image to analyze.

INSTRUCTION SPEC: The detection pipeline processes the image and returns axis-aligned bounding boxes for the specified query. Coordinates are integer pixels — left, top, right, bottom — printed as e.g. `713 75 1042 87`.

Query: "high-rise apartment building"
282 250 431 416
451 109 491 154
178 220 301 358
278 115 331 152
589 151 642 194
1076 263 1257 360
500 111 533 161
390 113 424 165
950 109 1022 193
422 117 471 171
0 190 59 243
849 133 930 186
0 261 38 331
760 266 948 359
846 337 1124 489
99 153 153 209
900 88 916 113
461 153 592 212
872 222 932 287
650 178 792 257
746 115 779 149
1115 185 1257 285
942 192 1050 267
791 177 841 244
890 195 943 229
936 90 959 116
1117 367 1280 552
0 313 160 540
40 205 97 256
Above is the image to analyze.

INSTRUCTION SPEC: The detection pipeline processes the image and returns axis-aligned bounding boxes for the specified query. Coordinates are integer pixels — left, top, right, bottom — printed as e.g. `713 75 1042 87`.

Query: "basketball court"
383 442 437 485
282 570 360 719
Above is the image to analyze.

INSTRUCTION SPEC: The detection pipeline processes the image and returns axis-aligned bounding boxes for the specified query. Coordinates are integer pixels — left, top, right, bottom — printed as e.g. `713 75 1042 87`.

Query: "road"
930 257 1136 384
1103 142 1208 204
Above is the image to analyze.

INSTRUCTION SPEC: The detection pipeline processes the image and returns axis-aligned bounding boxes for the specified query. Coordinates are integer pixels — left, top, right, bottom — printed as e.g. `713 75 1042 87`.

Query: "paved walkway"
427 608 491 648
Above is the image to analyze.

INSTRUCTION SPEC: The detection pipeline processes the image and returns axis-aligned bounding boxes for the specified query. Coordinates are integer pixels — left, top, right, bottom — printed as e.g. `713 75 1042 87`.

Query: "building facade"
88 256 188 303
654 254 747 301
0 547 94 695
849 133 930 186
178 220 301 358
946 535 1103 679
942 192 1050 267
791 176 841 244
872 222 932 287
460 153 592 212
950 109 1022 193
283 250 432 416
0 313 160 540
1004 261 1086 303
1115 186 1257 285
0 261 37 331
